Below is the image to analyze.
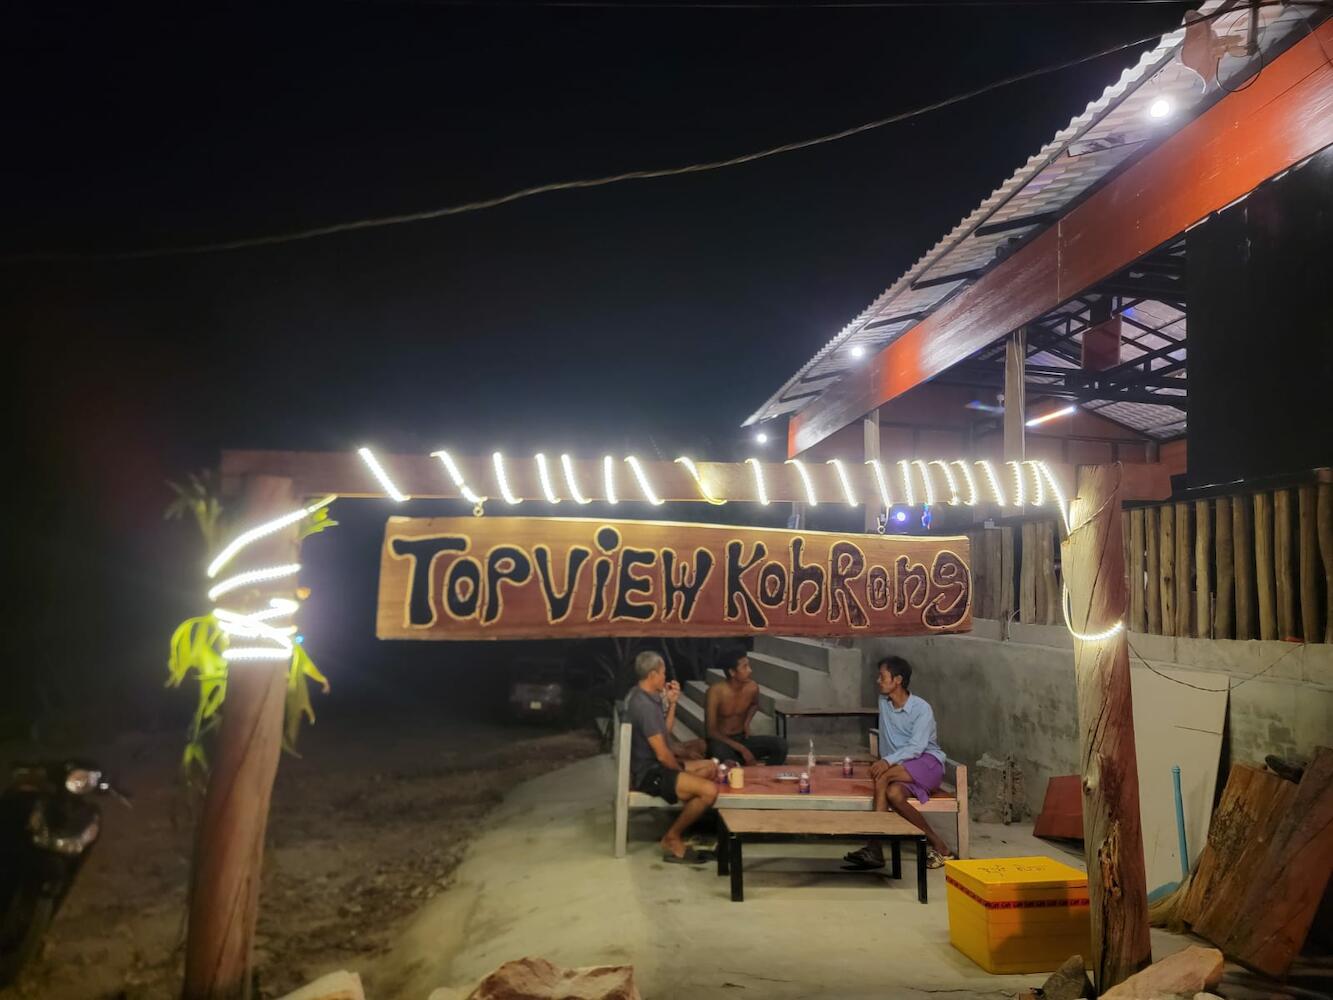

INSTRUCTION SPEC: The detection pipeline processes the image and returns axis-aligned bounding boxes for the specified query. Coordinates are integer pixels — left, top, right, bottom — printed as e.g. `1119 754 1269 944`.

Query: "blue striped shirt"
878 693 946 766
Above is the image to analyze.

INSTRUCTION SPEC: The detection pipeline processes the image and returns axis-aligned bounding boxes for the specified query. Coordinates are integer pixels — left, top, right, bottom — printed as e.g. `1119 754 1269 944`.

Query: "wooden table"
717 808 929 903
714 763 875 810
773 705 878 740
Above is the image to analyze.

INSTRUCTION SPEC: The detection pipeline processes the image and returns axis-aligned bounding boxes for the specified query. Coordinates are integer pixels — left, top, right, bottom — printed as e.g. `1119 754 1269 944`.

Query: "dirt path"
1 715 598 999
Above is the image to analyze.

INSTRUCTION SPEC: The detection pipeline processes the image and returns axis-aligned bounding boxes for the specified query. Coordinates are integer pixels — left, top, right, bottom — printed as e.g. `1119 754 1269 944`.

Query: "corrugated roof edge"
741 10 1203 428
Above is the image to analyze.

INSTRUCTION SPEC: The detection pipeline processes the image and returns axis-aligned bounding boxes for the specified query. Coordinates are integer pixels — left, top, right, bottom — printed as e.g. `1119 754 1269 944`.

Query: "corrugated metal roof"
745 2 1320 436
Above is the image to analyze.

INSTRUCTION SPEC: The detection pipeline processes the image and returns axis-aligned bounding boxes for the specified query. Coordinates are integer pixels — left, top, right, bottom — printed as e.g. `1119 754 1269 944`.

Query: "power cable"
5 0 1322 263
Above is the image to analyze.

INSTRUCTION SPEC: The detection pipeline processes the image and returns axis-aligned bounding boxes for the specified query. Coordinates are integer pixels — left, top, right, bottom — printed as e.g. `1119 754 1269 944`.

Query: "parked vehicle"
0 760 127 985
507 665 568 723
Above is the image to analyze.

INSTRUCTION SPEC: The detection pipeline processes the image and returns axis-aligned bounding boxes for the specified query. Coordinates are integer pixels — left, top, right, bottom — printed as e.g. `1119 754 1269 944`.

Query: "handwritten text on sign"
376 516 971 640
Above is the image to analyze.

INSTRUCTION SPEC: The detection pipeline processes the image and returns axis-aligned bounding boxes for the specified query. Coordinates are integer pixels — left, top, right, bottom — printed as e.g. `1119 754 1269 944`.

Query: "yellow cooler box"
944 857 1090 974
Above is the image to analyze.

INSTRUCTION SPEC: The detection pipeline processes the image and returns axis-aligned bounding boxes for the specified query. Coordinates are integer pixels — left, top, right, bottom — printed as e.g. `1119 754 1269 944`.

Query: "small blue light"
294 634 305 645
921 505 932 530
893 510 908 524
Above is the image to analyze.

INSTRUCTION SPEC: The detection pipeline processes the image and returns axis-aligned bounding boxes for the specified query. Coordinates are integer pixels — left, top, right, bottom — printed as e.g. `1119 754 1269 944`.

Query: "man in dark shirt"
625 650 718 863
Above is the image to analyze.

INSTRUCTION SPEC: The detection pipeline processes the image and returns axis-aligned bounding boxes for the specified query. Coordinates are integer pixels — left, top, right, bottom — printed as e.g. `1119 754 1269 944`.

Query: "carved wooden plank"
1063 465 1151 990
1195 500 1212 639
1320 483 1333 643
1275 489 1296 639
1214 497 1233 640
1255 493 1277 641
1021 521 1038 624
1160 506 1177 637
1145 507 1162 635
1130 509 1146 633
1175 502 1192 638
1234 498 1256 641
1298 486 1319 643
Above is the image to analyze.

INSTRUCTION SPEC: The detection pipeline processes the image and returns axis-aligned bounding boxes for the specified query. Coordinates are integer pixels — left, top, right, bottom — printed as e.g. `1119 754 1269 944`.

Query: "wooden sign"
377 516 972 640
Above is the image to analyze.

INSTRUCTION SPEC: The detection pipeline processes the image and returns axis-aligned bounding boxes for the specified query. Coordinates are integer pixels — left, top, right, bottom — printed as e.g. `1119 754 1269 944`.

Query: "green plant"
165 474 335 780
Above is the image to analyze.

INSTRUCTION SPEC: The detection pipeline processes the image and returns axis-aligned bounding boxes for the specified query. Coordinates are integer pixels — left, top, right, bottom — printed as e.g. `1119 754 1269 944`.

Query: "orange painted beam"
790 21 1333 457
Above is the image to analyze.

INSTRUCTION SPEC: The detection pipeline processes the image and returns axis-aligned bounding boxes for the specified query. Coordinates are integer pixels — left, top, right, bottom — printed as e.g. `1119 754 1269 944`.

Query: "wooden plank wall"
1120 488 1332 642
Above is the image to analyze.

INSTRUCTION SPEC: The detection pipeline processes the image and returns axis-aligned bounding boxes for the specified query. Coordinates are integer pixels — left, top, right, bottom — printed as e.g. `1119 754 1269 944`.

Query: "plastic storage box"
944 856 1091 974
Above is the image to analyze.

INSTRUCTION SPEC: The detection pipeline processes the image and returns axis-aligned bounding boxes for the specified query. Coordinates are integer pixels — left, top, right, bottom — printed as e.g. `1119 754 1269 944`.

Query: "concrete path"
376 754 1202 999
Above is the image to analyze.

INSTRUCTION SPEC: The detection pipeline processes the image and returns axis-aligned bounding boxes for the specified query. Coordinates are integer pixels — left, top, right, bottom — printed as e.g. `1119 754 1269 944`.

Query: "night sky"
3 1 1193 723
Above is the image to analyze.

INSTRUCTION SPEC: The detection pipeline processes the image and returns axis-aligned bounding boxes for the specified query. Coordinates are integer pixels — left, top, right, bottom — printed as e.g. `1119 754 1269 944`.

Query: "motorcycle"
0 760 128 985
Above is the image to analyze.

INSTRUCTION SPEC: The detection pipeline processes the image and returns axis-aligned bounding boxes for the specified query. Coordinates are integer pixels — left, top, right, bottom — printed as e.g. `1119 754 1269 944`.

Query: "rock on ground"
1100 946 1224 1000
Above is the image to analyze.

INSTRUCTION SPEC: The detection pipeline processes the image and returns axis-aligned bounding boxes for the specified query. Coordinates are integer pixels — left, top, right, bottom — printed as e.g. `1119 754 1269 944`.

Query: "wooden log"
1129 509 1146 633
1321 483 1333 643
1233 498 1256 641
1181 762 1296 929
1062 464 1151 991
981 529 1002 620
1255 493 1277 641
1275 489 1296 639
1021 521 1038 624
1160 506 1176 637
1299 486 1319 643
999 525 1015 623
1205 748 1333 977
972 530 991 619
1175 502 1192 638
1041 519 1061 625
1122 511 1132 592
1195 500 1212 639
1145 507 1162 635
1214 497 1234 640
185 475 299 1000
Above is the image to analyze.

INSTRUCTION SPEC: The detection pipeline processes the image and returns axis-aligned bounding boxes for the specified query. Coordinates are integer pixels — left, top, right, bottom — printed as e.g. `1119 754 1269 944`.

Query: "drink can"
716 761 728 785
842 756 853 777
798 771 811 794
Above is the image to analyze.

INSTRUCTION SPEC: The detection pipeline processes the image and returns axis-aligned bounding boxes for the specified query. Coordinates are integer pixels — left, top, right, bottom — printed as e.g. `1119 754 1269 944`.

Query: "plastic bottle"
807 738 817 773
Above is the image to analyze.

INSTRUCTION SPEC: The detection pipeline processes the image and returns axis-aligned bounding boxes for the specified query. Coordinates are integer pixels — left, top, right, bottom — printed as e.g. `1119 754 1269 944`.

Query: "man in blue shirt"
845 656 954 869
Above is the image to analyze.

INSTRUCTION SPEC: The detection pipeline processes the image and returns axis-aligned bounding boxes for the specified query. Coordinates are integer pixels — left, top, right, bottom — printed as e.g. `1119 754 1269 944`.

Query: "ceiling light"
1026 405 1077 428
1148 97 1172 120
849 345 866 359
755 432 769 444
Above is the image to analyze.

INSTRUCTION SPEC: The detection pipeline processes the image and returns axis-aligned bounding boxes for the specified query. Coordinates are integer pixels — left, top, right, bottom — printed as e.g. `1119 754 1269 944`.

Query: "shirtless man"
705 648 789 765
625 651 718 863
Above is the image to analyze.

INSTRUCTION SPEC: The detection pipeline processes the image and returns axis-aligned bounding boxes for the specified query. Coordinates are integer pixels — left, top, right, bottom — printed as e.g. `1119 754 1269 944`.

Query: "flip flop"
662 847 711 865
842 848 885 870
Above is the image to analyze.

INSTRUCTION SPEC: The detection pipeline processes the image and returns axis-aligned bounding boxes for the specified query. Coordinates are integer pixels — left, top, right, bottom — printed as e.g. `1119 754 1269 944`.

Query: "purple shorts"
899 754 945 802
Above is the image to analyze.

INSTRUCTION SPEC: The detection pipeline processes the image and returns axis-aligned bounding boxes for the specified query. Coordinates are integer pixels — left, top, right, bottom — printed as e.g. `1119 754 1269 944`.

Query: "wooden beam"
1214 497 1233 640
1042 519 1061 625
1275 489 1296 640
1320 483 1333 643
184 475 297 1000
1195 500 1212 639
863 410 881 533
1234 497 1256 641
1175 502 1192 638
1021 521 1039 624
999 525 1016 624
1145 506 1162 635
1063 464 1151 991
1255 493 1277 641
1299 486 1319 644
1004 329 1026 461
1129 509 1146 633
1160 507 1176 638
787 22 1333 455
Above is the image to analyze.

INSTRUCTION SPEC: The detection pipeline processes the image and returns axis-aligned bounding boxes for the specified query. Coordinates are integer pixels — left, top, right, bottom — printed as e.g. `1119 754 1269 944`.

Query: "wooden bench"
869 730 970 860
717 809 930 903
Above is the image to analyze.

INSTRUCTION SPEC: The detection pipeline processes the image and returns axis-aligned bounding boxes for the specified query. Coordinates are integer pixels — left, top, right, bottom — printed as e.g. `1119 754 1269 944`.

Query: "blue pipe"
1172 765 1189 881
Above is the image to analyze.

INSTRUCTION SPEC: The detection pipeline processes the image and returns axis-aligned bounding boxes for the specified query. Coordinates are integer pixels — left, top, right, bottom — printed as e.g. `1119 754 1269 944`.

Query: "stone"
465 957 640 1000
276 970 364 1000
1100 946 1224 1000
1036 955 1093 1000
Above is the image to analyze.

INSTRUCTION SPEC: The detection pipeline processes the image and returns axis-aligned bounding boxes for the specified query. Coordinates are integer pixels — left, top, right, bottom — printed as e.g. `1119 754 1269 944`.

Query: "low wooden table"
716 808 930 904
773 705 878 740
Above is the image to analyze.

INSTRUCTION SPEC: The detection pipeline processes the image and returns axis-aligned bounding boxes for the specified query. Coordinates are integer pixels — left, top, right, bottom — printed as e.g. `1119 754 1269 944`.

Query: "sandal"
926 848 955 869
842 847 886 870
662 847 711 865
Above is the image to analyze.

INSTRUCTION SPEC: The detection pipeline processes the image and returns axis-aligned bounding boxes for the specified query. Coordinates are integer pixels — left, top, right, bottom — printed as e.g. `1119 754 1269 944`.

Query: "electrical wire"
8 2 1314 264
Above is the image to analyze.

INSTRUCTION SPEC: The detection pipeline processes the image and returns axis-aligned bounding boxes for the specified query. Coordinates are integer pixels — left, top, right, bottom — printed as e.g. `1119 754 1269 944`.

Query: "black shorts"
635 764 681 804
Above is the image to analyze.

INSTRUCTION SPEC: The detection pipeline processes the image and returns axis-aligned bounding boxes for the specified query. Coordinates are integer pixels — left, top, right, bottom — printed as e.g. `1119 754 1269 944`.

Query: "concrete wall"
856 621 1333 815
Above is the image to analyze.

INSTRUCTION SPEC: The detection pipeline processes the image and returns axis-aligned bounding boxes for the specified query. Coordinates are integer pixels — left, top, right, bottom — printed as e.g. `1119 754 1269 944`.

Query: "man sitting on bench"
845 656 955 870
706 648 789 766
625 650 718 864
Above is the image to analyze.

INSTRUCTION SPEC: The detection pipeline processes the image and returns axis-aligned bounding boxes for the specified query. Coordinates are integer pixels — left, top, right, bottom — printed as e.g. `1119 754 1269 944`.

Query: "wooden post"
1160 507 1176 637
863 410 881 533
1215 497 1233 640
1145 507 1162 635
1021 521 1038 624
1255 493 1277 641
1195 500 1212 638
1234 497 1256 641
1174 502 1192 638
1299 486 1319 643
1063 464 1151 990
1042 519 1061 625
184 475 298 1000
999 525 1016 624
1004 329 1026 462
1275 490 1297 639
1320 483 1333 643
1129 509 1146 633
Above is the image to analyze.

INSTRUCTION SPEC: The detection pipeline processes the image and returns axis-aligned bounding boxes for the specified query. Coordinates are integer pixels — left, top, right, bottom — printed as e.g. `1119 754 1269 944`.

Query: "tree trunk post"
1061 464 1151 991
184 474 299 1000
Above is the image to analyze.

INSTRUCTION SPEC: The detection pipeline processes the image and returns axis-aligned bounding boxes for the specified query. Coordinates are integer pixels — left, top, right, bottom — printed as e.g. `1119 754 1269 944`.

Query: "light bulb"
1148 97 1172 120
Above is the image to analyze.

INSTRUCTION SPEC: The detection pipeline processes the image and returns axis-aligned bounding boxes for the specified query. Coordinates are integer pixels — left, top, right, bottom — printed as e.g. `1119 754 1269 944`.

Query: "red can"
716 762 729 786
842 756 853 777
